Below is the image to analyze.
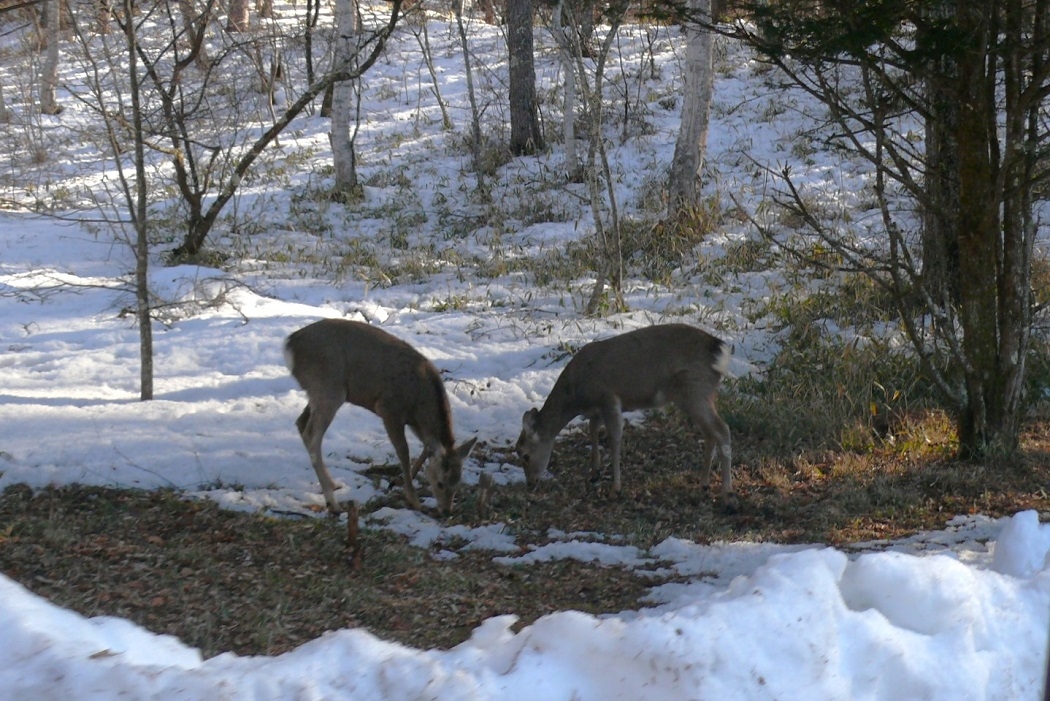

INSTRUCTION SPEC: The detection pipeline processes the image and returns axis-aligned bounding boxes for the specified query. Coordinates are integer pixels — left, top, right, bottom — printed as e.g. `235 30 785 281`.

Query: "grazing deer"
284 318 477 515
515 324 733 495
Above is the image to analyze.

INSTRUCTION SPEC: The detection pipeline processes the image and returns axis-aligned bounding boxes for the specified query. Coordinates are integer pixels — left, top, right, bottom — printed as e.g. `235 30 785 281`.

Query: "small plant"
624 197 723 284
717 236 776 274
722 301 943 458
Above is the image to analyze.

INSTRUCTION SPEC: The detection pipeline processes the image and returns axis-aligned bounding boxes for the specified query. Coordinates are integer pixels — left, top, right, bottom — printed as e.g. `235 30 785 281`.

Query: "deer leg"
691 396 733 495
588 418 602 482
297 400 342 514
382 417 421 510
409 445 434 481
699 437 717 490
600 400 624 492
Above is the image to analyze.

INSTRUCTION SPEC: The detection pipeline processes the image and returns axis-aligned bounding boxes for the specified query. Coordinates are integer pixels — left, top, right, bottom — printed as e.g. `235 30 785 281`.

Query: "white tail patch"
712 340 731 376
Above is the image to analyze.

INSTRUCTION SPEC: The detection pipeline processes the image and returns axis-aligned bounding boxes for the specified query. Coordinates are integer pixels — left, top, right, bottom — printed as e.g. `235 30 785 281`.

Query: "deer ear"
456 436 478 460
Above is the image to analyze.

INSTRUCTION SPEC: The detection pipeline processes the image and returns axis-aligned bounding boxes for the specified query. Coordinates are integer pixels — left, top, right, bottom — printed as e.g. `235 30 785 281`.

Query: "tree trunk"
226 0 250 32
507 0 544 155
919 0 960 309
0 80 10 123
123 0 153 399
949 1 1033 455
177 0 211 70
39 0 61 115
454 0 485 185
305 0 320 84
553 0 577 171
96 0 111 34
416 6 452 130
667 0 713 215
329 0 360 196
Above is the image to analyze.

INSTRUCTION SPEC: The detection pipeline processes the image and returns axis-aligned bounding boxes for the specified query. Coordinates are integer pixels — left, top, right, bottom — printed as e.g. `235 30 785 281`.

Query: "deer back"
555 323 727 414
284 319 455 449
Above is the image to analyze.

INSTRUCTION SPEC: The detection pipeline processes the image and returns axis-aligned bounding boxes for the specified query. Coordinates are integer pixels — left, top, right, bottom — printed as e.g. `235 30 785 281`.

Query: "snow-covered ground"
1 5 1048 700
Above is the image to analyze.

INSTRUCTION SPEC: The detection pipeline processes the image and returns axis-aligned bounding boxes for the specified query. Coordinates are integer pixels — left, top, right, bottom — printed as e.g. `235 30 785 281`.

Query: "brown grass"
2 413 1049 659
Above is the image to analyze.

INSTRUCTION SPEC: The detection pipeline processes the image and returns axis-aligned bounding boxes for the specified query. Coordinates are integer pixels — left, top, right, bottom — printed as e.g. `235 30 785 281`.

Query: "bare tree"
176 0 211 69
67 0 154 398
120 0 153 399
578 1 630 315
453 0 486 188
0 79 10 124
404 3 451 132
551 0 579 173
147 0 403 257
304 0 322 84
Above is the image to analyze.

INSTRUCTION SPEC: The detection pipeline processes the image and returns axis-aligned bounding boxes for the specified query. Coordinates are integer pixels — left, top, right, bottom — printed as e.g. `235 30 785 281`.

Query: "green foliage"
723 276 943 458
724 333 943 457
761 272 899 334
749 0 911 61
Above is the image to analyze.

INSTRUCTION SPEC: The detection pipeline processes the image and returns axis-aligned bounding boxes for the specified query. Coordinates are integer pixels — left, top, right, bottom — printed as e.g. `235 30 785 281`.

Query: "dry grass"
2 413 1049 659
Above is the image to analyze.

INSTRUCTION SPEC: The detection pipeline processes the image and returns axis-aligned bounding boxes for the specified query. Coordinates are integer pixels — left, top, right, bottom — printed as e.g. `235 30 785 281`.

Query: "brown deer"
284 318 477 515
515 324 733 495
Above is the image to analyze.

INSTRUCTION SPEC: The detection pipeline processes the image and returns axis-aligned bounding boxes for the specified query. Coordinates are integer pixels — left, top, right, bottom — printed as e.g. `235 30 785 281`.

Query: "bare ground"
2 413 1049 658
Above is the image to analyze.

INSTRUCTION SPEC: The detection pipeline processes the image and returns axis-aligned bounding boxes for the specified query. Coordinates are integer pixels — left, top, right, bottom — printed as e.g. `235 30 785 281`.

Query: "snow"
1 6 1049 700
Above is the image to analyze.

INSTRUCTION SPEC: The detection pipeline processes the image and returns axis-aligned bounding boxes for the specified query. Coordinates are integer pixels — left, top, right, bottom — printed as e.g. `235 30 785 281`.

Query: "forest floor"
2 413 1049 658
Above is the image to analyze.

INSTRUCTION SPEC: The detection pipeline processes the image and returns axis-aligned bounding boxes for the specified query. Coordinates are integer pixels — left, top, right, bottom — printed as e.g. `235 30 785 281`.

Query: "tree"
507 0 544 155
729 0 1049 455
329 0 361 196
226 0 250 32
156 0 403 257
576 1 631 314
551 0 580 174
67 0 154 398
119 0 153 400
667 0 714 216
452 0 486 188
64 0 403 396
39 0 61 115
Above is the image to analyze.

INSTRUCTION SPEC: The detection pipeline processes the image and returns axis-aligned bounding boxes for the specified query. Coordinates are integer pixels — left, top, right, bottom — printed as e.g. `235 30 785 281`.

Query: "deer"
515 323 733 497
284 318 477 515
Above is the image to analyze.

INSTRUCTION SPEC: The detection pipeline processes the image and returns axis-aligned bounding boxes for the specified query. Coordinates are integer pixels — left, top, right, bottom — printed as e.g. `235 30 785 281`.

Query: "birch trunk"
330 0 360 195
667 0 713 215
40 0 61 115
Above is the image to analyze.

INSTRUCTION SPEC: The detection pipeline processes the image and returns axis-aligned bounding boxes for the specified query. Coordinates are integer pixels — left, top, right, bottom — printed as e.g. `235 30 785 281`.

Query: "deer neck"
537 392 581 441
